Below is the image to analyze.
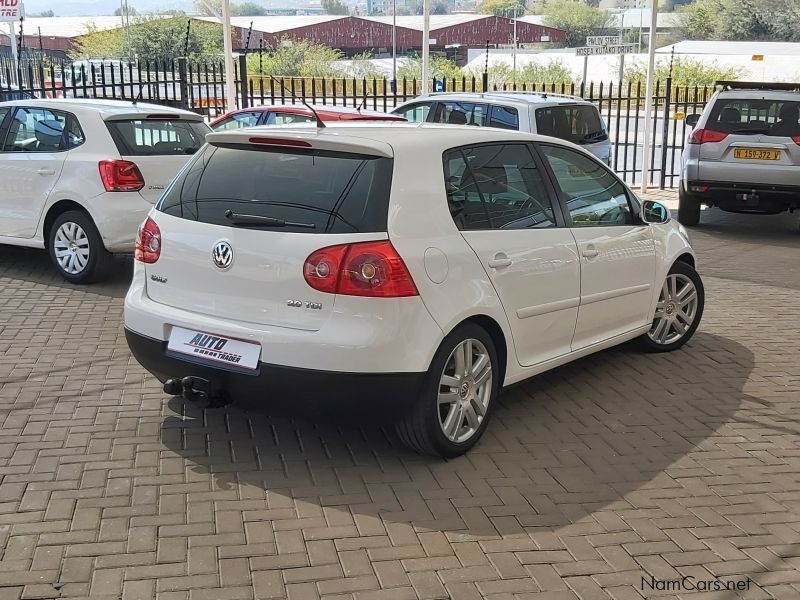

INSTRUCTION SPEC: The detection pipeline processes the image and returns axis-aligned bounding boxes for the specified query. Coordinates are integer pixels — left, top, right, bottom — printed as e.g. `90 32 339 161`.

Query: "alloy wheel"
437 338 493 444
648 273 699 345
53 221 91 275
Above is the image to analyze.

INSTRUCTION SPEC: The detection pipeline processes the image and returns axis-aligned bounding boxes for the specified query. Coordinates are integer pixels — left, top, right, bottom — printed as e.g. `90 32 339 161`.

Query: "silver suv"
679 82 800 226
392 92 612 165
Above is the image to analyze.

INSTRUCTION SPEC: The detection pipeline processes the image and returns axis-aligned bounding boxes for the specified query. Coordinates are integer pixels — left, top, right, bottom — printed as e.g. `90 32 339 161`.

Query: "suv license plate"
167 326 261 370
733 148 781 160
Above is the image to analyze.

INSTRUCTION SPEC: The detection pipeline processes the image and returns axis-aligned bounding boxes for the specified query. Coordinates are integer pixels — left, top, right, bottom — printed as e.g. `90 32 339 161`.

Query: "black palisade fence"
0 55 713 188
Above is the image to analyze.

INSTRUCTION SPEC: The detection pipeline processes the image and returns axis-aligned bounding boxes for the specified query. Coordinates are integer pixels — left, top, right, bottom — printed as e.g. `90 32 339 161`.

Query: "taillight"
793 135 800 146
304 240 418 298
135 217 161 264
688 129 728 145
99 160 145 192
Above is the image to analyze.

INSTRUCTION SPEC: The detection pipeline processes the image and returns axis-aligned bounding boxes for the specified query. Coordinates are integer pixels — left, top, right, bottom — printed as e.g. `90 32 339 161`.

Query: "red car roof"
210 104 405 126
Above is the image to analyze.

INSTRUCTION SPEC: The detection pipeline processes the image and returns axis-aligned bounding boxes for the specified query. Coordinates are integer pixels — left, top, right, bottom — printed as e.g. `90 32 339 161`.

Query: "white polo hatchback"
0 99 210 282
124 123 704 457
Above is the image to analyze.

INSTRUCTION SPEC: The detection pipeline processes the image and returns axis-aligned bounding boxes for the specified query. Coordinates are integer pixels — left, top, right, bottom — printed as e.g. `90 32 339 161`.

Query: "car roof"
207 121 577 157
715 89 800 101
0 98 201 118
400 92 590 107
218 104 403 120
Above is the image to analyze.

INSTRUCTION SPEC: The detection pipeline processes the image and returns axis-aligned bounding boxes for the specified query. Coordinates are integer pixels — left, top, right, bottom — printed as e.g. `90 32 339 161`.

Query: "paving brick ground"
1 199 800 600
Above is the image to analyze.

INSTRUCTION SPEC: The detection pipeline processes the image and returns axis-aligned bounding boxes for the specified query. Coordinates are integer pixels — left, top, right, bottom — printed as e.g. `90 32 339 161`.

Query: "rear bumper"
87 192 153 252
125 328 426 416
685 180 800 213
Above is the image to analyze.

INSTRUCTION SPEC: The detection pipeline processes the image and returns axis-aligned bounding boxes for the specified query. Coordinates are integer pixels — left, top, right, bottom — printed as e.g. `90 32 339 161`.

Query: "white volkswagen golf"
0 99 210 282
124 123 704 457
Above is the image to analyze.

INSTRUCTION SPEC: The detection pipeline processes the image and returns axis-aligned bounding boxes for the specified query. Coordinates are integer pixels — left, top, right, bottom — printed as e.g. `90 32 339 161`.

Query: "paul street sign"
586 35 622 47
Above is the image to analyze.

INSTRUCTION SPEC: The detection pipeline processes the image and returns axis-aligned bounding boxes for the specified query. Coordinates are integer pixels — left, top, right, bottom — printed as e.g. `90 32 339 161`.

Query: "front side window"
213 111 261 131
393 102 432 123
444 144 557 230
106 118 208 156
488 105 519 130
433 102 487 126
266 112 315 125
541 145 633 227
4 107 70 152
535 104 606 145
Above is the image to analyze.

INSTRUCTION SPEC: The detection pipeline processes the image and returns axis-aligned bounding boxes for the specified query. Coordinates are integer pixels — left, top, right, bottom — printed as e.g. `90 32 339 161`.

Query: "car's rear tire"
678 187 701 226
638 260 704 353
396 323 499 458
48 210 113 284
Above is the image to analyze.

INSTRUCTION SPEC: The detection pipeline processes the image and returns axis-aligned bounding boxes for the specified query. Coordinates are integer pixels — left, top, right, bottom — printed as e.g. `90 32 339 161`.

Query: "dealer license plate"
167 326 261 370
733 148 781 160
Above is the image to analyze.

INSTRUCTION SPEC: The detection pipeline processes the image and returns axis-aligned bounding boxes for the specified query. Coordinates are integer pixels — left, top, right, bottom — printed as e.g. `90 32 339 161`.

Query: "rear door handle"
488 253 512 269
582 249 599 258
36 168 56 176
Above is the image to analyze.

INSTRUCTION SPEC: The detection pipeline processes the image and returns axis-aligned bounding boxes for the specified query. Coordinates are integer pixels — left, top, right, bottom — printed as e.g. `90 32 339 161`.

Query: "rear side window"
706 98 800 137
535 105 606 144
158 144 393 234
106 118 208 156
393 102 431 123
488 105 519 130
213 111 261 131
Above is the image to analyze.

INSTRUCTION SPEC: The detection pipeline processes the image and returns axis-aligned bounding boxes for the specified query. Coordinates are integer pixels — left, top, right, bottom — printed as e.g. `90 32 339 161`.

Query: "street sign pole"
640 0 658 192
582 55 587 87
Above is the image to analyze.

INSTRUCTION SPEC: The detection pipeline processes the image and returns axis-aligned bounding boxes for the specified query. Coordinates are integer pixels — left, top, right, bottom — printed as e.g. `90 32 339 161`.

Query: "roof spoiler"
715 81 800 92
103 112 206 122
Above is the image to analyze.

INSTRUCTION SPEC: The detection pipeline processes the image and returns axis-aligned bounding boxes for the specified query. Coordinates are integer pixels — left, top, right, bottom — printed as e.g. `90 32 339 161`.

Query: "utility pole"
639 0 658 192
421 0 430 94
221 0 236 110
511 7 517 85
392 0 396 93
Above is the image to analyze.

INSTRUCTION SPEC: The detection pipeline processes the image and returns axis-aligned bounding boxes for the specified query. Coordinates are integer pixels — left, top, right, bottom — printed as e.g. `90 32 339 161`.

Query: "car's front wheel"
678 187 701 226
397 323 499 458
48 210 113 284
638 260 704 353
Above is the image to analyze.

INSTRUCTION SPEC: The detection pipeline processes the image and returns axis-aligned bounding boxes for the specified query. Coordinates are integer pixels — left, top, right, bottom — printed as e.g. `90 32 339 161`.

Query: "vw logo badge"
212 241 234 270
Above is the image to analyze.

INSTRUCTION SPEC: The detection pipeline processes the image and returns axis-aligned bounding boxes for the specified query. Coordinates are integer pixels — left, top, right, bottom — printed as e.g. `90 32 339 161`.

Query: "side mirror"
642 200 670 224
685 114 701 127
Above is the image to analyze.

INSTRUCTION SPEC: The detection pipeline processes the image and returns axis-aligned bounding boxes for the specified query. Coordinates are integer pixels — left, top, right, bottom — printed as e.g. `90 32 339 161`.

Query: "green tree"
73 16 223 61
479 0 523 17
114 5 138 16
542 0 612 47
322 0 349 14
234 2 269 15
33 9 55 16
624 57 744 86
680 0 800 42
396 54 462 81
246 39 344 77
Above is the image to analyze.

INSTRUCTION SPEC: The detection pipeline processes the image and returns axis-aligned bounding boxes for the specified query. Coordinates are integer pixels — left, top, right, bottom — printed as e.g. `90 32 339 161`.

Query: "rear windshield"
706 98 800 137
534 105 607 144
158 143 393 234
106 118 209 156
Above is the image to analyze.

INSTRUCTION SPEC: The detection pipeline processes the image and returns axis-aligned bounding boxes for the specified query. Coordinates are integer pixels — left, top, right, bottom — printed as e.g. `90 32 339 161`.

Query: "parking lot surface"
1 200 799 600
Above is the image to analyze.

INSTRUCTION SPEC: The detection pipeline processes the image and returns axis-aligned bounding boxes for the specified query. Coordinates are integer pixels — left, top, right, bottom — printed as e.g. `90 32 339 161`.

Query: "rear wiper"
577 131 608 144
224 210 316 229
731 128 769 135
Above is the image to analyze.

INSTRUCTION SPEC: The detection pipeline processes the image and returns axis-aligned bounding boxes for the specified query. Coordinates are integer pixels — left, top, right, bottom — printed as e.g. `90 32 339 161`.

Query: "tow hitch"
163 376 230 407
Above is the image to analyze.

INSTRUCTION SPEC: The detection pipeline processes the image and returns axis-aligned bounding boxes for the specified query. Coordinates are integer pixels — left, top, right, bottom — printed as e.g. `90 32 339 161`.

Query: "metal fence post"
659 76 672 189
238 54 249 109
177 58 190 111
